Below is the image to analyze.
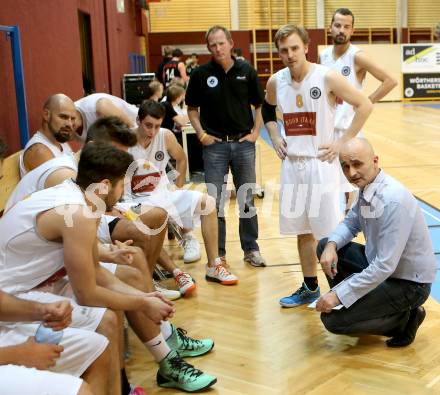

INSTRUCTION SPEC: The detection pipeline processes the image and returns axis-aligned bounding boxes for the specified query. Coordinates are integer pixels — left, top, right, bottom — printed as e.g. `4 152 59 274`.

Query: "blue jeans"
316 238 431 336
203 140 259 256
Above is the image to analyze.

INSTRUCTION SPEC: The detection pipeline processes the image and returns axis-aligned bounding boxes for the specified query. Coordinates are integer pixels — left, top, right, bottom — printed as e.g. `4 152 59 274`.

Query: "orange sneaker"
174 270 196 296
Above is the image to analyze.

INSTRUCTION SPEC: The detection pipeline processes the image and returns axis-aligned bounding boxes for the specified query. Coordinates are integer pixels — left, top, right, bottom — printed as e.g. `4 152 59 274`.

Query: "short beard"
334 35 348 45
53 131 71 143
48 117 72 143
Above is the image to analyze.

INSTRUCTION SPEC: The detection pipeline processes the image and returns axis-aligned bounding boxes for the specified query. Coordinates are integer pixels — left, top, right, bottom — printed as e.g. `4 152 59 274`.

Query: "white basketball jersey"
125 129 171 200
20 131 74 177
75 93 138 143
5 156 78 212
320 45 363 132
275 64 335 158
0 180 87 294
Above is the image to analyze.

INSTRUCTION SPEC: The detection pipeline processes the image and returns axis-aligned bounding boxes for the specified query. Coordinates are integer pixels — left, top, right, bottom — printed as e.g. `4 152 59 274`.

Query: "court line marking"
421 208 440 223
265 263 299 267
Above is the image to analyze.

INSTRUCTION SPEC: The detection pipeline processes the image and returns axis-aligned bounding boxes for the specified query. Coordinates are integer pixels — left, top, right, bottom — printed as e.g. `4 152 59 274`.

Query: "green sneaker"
157 350 217 392
166 325 214 357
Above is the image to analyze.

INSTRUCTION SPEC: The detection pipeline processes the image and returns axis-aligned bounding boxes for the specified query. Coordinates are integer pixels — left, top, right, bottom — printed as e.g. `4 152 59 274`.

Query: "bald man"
316 138 436 347
20 94 77 177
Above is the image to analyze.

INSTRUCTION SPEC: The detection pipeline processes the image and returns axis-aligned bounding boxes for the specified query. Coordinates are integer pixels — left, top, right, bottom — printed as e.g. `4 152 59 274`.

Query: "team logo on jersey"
310 87 321 99
296 94 303 108
207 76 218 88
283 111 317 136
143 162 151 169
155 151 165 161
341 66 351 76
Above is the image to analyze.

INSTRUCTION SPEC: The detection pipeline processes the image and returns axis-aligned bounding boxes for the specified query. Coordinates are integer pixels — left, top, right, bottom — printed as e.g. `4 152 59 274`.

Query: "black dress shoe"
386 306 426 348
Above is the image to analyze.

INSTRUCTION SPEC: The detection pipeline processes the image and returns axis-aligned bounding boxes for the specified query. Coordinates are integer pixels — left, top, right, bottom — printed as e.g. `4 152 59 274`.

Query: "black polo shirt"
185 58 264 137
161 101 178 130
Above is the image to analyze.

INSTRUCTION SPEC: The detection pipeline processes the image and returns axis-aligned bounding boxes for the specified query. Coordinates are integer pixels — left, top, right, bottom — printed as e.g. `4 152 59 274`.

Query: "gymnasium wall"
2 0 438 152
408 0 440 27
318 44 402 102
148 31 254 75
148 29 324 75
147 0 317 31
323 0 397 28
149 0 231 32
0 1 80 153
0 0 142 153
148 0 440 31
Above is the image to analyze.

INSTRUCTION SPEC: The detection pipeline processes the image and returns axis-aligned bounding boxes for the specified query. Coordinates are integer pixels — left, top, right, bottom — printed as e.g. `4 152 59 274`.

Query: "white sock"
144 333 171 362
172 268 182 278
207 257 221 268
160 320 173 340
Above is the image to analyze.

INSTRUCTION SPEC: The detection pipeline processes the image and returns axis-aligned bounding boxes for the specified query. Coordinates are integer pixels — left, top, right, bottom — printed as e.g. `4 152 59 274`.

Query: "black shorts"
108 217 122 236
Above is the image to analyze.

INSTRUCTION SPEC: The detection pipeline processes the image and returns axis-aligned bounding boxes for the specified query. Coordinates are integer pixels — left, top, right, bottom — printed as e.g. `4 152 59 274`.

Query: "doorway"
78 11 95 95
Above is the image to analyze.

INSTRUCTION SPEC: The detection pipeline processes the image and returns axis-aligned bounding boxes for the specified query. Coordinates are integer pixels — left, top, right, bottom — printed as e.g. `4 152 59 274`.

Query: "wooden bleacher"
0 151 21 214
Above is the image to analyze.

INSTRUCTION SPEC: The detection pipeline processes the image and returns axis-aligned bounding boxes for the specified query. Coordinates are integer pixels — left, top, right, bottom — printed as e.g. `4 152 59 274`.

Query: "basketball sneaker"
166 325 214 357
205 259 238 285
157 350 217 392
279 282 320 307
182 235 201 263
154 280 181 301
174 270 196 296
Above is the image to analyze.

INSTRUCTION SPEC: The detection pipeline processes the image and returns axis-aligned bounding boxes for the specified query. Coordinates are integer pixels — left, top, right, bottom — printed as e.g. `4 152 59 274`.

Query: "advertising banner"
403 73 440 99
401 44 440 73
402 44 440 99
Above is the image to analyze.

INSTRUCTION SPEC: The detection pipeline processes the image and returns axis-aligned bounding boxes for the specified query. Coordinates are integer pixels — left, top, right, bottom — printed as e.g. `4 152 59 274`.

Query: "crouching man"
316 138 436 347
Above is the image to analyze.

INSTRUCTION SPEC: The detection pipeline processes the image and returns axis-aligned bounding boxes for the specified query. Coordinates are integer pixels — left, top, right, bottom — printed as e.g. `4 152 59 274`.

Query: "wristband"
199 132 207 142
262 99 277 123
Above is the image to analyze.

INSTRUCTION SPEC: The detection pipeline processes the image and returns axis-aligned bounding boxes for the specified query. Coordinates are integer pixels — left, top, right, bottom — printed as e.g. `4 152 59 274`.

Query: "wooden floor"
127 102 440 395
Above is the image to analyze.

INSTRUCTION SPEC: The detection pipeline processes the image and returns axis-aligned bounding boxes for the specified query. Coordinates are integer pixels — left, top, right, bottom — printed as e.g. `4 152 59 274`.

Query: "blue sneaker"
279 282 320 307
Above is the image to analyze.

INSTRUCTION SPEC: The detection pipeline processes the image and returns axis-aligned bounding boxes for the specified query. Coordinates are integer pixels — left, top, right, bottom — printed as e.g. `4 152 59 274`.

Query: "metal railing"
1 25 29 148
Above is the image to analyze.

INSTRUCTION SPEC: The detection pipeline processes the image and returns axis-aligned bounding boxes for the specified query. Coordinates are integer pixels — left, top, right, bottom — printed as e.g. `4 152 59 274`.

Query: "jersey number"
165 68 175 82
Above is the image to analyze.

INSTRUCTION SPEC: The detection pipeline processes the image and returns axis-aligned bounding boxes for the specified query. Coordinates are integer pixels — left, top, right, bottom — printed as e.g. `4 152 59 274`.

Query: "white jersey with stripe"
20 131 74 177
0 180 87 294
275 64 335 158
124 128 171 200
74 93 138 143
5 156 78 212
320 44 363 132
